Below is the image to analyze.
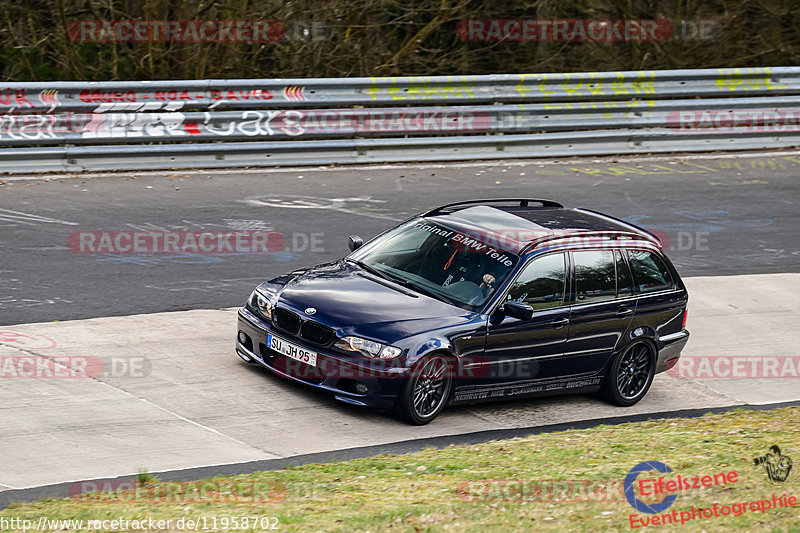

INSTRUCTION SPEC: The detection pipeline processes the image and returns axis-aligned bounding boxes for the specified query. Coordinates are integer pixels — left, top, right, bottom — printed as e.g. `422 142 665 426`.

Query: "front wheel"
394 354 453 425
601 342 655 406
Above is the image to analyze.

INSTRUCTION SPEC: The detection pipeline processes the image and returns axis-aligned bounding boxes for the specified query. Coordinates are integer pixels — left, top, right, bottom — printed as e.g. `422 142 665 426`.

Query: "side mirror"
502 301 534 320
348 235 364 252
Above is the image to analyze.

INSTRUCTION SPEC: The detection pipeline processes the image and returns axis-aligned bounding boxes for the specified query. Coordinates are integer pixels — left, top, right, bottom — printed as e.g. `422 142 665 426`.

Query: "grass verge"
2 407 799 532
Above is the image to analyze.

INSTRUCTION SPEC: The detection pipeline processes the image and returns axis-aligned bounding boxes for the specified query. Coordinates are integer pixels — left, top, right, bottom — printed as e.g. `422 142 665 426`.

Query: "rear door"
560 250 636 375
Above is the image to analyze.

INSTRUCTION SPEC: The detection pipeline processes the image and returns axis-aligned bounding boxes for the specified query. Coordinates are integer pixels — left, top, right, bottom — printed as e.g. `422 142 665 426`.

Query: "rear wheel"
394 354 453 425
601 342 655 406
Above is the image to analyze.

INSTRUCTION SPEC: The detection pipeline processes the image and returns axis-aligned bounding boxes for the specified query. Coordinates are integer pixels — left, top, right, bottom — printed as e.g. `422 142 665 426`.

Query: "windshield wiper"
391 277 458 307
347 258 397 283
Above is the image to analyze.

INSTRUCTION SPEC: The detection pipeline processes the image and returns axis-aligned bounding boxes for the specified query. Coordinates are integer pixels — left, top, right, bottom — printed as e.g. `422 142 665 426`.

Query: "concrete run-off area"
0 273 797 491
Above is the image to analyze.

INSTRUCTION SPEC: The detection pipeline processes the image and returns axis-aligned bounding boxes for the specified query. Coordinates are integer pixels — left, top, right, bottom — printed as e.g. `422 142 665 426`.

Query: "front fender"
401 315 487 370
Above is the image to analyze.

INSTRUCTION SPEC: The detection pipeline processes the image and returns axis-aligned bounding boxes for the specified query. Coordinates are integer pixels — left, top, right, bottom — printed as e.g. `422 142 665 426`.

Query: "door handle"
616 307 633 316
551 317 569 328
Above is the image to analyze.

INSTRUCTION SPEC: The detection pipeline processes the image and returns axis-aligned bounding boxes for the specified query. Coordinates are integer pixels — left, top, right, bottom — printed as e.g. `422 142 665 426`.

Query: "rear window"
628 250 674 293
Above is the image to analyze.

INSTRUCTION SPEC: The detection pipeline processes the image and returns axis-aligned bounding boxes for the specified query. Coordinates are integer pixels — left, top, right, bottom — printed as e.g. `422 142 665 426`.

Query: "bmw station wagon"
236 199 689 424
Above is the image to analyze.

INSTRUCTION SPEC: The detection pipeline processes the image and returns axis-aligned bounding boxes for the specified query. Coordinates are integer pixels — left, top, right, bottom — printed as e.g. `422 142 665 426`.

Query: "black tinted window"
507 253 565 309
628 250 673 293
574 250 616 303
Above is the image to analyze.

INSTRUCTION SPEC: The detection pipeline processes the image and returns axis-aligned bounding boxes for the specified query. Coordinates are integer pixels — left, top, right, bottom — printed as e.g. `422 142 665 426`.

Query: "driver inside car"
436 239 497 296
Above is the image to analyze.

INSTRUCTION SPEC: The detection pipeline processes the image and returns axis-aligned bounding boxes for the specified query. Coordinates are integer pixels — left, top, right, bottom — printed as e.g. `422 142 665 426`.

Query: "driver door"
480 252 570 386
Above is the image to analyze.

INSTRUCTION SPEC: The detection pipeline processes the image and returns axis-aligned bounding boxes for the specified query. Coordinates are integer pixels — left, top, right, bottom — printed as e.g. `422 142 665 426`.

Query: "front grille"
273 307 301 334
300 320 335 346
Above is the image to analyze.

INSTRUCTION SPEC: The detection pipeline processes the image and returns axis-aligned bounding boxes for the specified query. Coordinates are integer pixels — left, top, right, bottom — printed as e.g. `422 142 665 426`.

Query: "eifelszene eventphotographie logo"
624 461 678 514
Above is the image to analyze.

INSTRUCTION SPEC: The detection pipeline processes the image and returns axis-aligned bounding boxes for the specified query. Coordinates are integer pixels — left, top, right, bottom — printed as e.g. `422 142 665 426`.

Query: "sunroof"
510 208 627 231
448 205 550 232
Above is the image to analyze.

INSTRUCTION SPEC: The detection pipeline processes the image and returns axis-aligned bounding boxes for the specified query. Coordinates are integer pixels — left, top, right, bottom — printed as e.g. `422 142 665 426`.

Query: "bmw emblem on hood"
304 307 317 315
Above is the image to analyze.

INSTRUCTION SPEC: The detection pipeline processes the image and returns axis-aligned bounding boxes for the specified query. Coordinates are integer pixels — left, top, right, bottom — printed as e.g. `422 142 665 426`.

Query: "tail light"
682 309 688 328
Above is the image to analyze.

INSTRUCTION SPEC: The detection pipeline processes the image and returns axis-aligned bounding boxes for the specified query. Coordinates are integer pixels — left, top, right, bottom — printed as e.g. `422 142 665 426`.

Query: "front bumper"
236 307 408 410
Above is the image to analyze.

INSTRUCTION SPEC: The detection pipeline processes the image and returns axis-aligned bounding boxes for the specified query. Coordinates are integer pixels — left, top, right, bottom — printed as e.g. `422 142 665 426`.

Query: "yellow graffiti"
516 74 532 98
715 67 789 91
541 99 655 111
568 156 798 178
367 78 381 100
563 73 587 98
589 73 604 97
611 73 630 95
632 71 656 94
535 71 657 99
539 74 557 98
372 75 475 101
709 179 769 186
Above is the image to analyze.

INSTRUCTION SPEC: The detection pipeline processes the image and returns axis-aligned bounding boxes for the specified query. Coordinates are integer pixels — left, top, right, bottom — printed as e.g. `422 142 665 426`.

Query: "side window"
573 250 616 304
628 250 674 293
506 253 565 310
616 250 634 297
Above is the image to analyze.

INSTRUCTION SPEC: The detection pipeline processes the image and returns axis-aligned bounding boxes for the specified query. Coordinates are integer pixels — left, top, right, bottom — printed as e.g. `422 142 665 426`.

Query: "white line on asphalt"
93 379 281 457
0 208 78 226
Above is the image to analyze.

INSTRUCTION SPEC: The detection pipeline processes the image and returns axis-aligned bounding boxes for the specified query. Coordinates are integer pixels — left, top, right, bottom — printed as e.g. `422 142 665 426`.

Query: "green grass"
2 407 799 532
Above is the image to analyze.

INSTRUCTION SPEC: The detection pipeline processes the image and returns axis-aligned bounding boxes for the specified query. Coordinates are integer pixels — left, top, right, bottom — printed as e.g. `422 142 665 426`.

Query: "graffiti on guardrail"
367 76 477 101
0 108 494 141
2 67 800 171
715 68 789 92
0 88 33 108
0 86 279 113
11 102 800 142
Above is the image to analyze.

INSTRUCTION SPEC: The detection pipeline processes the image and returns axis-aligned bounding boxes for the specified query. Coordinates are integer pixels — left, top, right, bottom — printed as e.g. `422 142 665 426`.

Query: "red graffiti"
210 89 273 101
154 90 198 101
79 90 138 104
184 122 201 135
283 85 306 101
0 88 32 108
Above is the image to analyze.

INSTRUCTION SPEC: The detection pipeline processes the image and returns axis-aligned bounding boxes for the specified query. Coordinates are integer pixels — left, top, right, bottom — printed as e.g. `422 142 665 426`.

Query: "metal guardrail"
1 66 799 172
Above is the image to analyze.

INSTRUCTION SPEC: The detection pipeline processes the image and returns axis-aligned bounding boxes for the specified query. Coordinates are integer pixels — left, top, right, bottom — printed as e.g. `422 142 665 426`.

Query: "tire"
394 354 453 425
601 342 655 407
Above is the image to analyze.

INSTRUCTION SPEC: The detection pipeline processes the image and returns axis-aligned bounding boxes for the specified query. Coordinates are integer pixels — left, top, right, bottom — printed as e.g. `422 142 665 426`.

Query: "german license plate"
266 333 317 366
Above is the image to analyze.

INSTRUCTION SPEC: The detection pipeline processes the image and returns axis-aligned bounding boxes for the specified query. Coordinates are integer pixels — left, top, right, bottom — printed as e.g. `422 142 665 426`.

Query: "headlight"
334 336 402 359
248 289 274 320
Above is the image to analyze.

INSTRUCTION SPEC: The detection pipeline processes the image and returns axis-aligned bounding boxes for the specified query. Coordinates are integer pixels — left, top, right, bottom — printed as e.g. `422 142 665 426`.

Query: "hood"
272 260 475 342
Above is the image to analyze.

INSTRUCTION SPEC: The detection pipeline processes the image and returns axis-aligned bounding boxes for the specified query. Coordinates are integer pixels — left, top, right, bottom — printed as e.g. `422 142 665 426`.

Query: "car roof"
422 199 661 254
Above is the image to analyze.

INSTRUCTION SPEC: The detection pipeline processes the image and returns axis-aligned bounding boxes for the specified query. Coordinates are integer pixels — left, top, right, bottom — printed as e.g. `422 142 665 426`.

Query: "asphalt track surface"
0 151 799 509
1 151 799 326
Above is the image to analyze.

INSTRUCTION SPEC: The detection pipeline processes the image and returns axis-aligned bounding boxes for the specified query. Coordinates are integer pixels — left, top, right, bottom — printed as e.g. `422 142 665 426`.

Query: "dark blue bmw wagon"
236 199 689 424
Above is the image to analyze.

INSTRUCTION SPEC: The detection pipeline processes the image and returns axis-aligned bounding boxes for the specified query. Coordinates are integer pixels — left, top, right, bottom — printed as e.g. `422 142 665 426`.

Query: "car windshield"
348 218 519 310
